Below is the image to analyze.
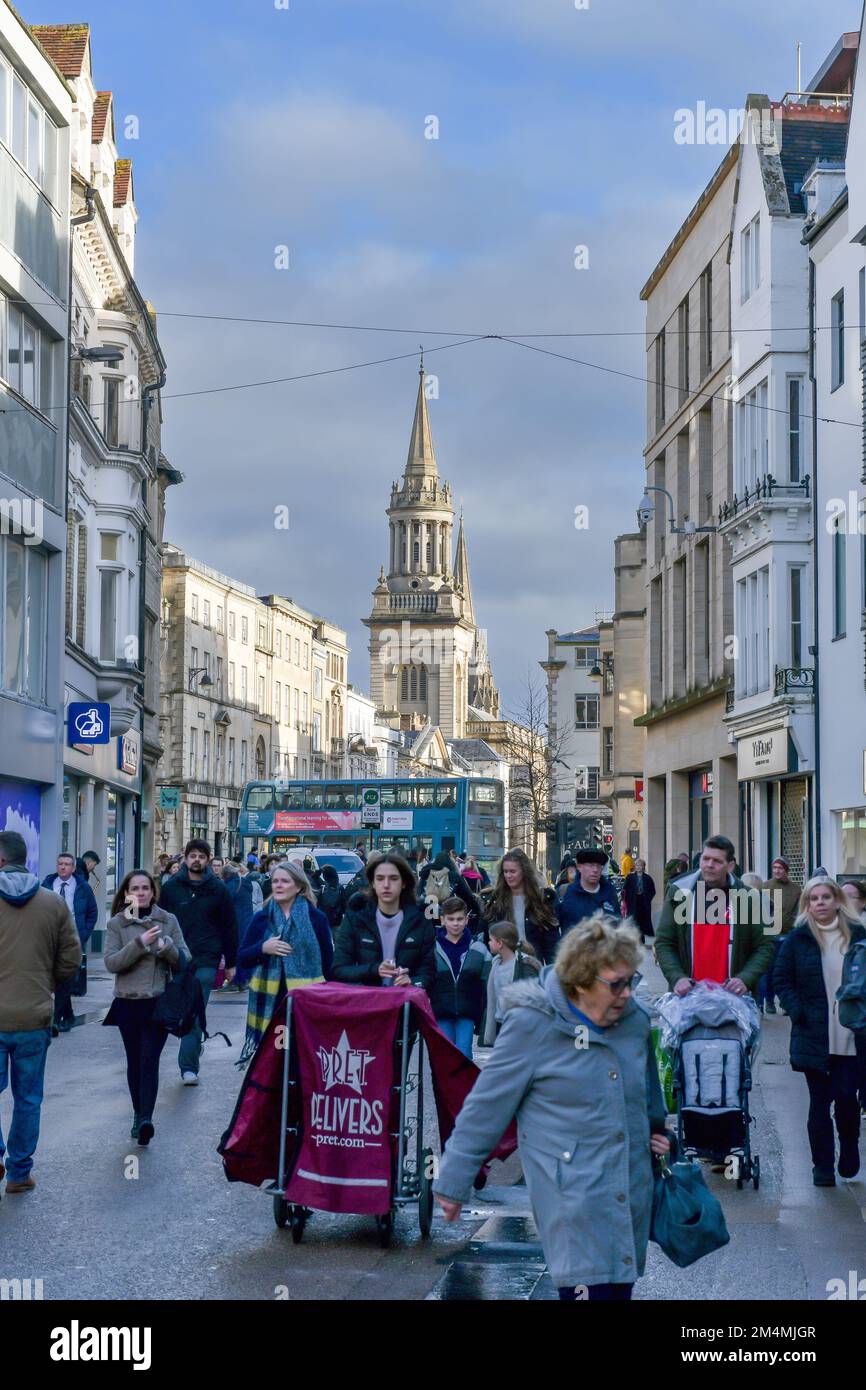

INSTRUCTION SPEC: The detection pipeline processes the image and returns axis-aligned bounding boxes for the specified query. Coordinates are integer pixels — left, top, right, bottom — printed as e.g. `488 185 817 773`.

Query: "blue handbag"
650 1156 730 1268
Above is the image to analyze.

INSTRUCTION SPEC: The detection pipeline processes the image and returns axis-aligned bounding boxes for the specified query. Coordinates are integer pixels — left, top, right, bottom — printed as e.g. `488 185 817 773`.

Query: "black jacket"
429 930 491 1025
623 872 656 932
331 899 436 993
157 865 238 969
774 921 866 1073
482 887 561 966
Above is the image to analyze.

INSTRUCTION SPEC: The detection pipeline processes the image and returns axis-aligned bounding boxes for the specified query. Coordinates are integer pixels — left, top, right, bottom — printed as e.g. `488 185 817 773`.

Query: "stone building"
637 144 739 889
598 534 647 864
364 362 499 738
722 54 854 882
0 5 72 875
32 22 179 910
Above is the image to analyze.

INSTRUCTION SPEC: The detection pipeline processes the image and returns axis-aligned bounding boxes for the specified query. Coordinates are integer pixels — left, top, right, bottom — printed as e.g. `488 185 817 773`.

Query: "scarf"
238 893 323 1066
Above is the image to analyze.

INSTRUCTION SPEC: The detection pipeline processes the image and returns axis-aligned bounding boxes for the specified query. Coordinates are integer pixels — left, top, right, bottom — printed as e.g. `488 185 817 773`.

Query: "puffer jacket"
433 965 667 1290
429 929 491 1024
104 903 189 999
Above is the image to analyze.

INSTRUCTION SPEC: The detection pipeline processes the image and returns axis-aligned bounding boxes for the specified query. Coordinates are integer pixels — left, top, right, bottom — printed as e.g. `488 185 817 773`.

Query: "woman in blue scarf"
236 862 334 1065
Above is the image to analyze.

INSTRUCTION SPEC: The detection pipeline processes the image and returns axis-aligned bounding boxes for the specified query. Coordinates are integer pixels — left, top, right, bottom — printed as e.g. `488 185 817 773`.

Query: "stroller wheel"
273 1195 289 1229
290 1205 308 1244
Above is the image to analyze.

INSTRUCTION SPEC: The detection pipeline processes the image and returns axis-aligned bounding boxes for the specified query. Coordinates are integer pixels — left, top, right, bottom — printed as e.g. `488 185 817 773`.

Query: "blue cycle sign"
67 702 111 746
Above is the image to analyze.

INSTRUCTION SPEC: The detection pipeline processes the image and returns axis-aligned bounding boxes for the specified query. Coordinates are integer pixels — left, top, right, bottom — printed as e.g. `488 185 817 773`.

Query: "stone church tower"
364 363 499 738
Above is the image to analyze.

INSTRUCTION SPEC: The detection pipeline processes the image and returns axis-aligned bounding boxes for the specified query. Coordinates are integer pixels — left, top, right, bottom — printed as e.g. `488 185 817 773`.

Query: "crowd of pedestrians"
2 820 865 1303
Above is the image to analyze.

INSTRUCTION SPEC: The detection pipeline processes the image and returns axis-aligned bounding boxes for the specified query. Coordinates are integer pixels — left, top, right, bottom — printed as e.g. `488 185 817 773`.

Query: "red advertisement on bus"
273 811 360 832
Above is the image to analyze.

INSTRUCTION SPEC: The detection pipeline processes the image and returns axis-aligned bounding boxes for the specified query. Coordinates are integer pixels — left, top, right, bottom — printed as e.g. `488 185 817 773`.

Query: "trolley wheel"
273 1195 289 1229
752 1156 760 1191
290 1205 308 1244
376 1211 394 1249
418 1148 434 1239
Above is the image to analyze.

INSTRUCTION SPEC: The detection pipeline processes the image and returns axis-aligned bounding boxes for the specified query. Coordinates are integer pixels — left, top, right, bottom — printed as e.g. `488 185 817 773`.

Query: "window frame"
574 693 600 730
831 290 845 391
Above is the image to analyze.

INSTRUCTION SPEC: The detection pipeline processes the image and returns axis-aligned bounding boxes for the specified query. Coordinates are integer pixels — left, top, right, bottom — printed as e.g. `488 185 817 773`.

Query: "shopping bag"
650 1156 730 1268
70 958 88 998
651 1024 675 1114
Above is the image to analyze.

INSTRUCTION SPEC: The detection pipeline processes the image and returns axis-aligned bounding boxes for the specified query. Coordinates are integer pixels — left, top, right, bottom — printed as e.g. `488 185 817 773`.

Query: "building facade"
33 23 178 912
721 70 853 883
599 533 647 863
0 5 72 874
364 363 499 740
806 15 866 878
637 146 739 890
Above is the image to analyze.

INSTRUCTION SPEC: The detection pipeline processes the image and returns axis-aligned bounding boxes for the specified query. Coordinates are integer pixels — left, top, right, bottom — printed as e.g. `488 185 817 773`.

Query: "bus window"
415 785 435 808
244 785 274 812
324 784 349 810
278 784 305 810
380 784 411 808
434 783 457 809
305 785 324 809
377 834 412 855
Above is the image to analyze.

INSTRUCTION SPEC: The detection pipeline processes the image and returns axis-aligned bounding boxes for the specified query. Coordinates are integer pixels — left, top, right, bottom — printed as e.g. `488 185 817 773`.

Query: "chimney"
801 159 846 224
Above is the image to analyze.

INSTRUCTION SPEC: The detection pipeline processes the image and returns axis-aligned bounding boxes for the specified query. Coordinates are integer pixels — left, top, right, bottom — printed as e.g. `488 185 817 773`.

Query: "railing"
718 474 810 524
774 666 815 696
389 592 438 612
780 91 851 110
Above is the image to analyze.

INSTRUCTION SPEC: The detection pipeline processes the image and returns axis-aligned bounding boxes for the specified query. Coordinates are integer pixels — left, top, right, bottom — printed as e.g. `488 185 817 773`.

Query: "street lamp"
636 485 716 535
189 666 214 692
72 345 125 365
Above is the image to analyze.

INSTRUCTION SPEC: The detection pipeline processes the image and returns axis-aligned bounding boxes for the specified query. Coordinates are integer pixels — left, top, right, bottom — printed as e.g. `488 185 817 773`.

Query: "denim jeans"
177 967 217 1076
437 1016 475 1060
0 1028 51 1181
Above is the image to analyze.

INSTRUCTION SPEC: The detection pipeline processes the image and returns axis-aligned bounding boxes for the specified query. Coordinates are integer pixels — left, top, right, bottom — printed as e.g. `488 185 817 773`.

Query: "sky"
24 0 863 712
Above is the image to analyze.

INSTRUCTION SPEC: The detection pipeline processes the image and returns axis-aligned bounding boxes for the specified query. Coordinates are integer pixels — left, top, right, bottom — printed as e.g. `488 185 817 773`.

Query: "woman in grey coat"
103 869 188 1146
434 913 670 1300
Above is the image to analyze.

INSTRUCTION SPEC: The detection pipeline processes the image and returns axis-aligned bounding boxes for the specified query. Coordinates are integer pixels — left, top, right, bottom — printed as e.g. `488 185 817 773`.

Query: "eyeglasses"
595 971 642 996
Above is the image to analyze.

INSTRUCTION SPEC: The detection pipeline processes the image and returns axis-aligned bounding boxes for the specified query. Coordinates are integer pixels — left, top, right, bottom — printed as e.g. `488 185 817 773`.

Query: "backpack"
319 884 343 928
425 866 454 904
153 963 231 1047
837 941 866 1033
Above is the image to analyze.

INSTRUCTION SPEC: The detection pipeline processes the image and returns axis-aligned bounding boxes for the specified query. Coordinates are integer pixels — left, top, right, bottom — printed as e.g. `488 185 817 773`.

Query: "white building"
0 7 72 874
805 14 866 878
35 23 179 908
345 686 380 779
540 625 609 857
721 62 853 882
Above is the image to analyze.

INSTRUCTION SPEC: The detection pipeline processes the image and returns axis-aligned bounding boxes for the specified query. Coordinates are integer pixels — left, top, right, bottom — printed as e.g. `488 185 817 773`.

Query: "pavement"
0 958 864 1301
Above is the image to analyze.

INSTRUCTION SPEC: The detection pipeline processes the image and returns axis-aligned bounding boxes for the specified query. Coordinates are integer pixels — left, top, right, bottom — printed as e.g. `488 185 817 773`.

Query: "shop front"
64 725 142 942
737 726 812 883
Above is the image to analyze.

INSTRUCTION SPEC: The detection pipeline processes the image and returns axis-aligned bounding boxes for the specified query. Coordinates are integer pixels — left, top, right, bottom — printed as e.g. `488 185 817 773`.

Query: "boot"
137 1119 155 1146
838 1138 860 1180
130 1113 141 1140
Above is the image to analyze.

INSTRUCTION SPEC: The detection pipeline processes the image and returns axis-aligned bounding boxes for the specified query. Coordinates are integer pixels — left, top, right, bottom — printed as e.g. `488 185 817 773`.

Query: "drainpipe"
808 255 821 870
65 185 97 524
135 368 167 865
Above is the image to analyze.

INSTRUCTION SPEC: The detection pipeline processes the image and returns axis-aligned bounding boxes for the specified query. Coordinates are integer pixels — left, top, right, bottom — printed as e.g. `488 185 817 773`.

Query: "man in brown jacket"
0 830 82 1193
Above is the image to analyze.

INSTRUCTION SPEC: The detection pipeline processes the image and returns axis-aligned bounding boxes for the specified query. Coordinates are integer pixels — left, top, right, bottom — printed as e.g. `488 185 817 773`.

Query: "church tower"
364 362 499 738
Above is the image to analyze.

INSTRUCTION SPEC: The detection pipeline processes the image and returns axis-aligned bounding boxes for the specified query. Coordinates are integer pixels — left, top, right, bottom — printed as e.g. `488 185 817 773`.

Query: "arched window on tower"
413 541 420 565
426 539 432 566
419 664 428 700
401 667 409 700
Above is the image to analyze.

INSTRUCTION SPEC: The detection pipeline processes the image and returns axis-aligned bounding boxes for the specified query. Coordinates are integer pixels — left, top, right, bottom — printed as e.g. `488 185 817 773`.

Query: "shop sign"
117 730 140 776
67 702 110 746
737 730 791 780
159 787 181 811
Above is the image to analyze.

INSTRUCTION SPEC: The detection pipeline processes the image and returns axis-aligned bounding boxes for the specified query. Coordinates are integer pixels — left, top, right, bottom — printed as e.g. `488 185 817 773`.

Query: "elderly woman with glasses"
433 912 671 1301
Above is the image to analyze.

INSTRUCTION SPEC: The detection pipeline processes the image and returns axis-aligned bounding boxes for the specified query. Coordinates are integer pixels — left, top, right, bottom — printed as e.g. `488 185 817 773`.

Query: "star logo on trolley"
316 1030 375 1095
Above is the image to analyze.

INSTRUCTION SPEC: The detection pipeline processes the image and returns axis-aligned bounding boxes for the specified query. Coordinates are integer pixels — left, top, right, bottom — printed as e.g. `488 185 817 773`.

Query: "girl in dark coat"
774 876 866 1186
482 849 561 966
332 852 436 993
622 859 656 939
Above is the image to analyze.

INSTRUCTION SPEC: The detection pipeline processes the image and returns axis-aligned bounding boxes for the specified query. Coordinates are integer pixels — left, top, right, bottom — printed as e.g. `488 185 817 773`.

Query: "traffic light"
590 819 604 848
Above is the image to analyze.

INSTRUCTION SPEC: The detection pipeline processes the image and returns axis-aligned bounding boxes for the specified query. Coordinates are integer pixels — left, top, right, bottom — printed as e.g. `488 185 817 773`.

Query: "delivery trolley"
268 996 435 1247
672 1021 760 1191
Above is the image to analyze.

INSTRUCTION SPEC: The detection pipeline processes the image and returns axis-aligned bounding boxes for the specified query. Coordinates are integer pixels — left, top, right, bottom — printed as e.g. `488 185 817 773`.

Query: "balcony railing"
389 592 438 612
718 474 810 525
774 666 814 696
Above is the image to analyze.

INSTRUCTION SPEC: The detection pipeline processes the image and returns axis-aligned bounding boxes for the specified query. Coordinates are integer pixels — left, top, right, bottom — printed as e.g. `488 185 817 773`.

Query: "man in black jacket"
158 839 237 1084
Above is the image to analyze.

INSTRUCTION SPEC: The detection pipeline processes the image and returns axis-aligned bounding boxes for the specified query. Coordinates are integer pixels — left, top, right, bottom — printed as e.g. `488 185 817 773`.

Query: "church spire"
405 352 437 479
453 513 474 622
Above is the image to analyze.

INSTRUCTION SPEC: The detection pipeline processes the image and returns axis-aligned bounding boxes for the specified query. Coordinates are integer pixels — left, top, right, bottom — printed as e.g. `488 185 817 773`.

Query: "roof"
113 158 133 207
29 22 90 77
555 627 599 643
405 361 436 478
804 30 860 94
777 111 849 213
448 738 499 761
92 91 112 144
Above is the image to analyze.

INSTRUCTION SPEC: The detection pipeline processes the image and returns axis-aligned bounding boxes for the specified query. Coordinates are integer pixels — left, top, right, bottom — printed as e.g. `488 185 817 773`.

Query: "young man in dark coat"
41 853 98 1031
558 849 620 935
157 839 238 1083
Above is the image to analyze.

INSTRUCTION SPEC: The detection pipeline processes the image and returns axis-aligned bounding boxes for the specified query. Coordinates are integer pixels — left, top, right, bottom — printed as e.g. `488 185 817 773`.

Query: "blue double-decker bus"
238 776 505 869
